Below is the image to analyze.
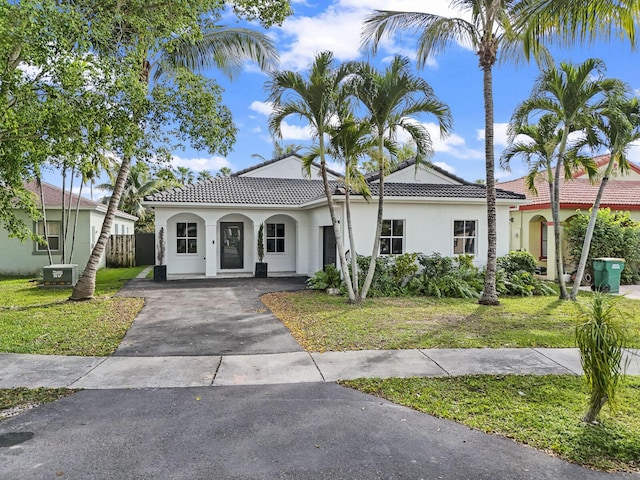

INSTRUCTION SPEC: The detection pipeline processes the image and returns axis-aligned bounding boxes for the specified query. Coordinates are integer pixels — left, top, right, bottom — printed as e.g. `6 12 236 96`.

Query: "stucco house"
498 154 640 280
0 181 137 275
144 154 525 278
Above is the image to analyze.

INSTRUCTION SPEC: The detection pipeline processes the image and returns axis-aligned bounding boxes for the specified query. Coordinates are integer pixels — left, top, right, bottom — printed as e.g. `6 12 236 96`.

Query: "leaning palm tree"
71 21 279 300
361 2 547 305
352 56 451 301
570 95 640 300
267 51 360 303
510 59 625 299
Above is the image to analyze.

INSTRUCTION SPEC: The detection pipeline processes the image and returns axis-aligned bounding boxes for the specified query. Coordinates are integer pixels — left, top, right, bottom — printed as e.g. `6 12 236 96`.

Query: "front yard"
0 267 146 356
262 290 640 351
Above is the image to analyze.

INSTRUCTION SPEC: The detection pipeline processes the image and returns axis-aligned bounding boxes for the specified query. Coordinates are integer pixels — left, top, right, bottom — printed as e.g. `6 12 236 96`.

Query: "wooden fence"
106 234 136 267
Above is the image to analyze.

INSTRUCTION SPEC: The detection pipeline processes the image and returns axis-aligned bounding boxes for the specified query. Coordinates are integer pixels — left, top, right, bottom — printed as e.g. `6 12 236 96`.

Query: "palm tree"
510 59 625 299
267 51 360 303
570 95 640 300
175 166 195 185
216 166 232 177
71 20 279 300
197 169 213 182
361 2 544 305
353 56 451 301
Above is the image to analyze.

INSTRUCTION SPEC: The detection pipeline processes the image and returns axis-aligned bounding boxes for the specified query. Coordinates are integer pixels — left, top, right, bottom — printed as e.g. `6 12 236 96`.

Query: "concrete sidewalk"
1 348 638 389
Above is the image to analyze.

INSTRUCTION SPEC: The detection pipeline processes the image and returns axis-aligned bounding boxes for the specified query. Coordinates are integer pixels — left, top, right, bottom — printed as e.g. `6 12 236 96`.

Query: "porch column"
296 221 310 275
546 221 557 281
205 222 217 277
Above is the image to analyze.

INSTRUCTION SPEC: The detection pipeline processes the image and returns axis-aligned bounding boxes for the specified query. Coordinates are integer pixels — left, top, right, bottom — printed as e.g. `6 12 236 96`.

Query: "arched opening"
166 213 206 275
528 215 548 275
219 213 254 271
263 214 297 273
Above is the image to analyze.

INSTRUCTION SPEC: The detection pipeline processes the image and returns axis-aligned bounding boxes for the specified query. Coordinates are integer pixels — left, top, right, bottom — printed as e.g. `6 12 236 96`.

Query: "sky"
50 0 640 192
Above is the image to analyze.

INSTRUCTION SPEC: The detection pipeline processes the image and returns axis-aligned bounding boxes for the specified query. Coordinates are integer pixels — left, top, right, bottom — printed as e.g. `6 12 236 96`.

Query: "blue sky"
52 0 640 192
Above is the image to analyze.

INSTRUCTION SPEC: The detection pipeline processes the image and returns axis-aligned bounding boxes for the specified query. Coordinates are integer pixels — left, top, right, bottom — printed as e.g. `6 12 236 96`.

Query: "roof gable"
233 154 342 180
365 158 469 185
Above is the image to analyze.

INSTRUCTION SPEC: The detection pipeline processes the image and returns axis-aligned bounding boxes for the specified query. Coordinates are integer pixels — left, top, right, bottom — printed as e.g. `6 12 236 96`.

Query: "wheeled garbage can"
591 258 625 294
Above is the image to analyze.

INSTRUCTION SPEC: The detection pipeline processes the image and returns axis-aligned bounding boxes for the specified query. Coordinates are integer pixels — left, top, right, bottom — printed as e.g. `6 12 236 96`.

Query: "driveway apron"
114 277 306 356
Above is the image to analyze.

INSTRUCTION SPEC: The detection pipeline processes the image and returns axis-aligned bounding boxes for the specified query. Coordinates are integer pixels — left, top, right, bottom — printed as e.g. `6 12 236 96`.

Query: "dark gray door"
135 233 155 266
220 222 244 269
322 226 336 269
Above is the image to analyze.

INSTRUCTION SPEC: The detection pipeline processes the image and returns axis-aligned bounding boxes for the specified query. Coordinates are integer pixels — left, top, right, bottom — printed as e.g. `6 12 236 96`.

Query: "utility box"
592 258 625 294
42 264 79 286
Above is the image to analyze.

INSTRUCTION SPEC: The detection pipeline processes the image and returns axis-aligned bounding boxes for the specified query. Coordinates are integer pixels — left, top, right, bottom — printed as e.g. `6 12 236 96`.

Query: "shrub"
576 293 628 423
409 253 482 299
565 209 640 284
307 264 342 290
496 251 555 296
497 251 537 275
357 255 397 297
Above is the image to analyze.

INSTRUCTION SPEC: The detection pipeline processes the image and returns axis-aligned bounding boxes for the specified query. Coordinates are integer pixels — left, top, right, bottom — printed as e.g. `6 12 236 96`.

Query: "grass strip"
342 375 640 472
1 388 77 421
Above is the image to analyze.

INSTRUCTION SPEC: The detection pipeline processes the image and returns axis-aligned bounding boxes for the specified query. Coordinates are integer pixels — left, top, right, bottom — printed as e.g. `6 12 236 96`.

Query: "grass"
262 290 640 351
0 266 146 356
342 375 640 473
0 388 77 421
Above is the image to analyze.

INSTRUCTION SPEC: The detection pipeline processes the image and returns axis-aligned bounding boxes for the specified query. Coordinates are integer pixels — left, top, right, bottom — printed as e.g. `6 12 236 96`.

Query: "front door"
220 222 244 269
322 226 336 269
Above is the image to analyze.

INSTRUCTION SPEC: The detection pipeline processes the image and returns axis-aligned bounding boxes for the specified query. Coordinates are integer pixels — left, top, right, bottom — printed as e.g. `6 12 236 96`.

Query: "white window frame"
453 220 477 256
35 220 61 253
176 221 198 255
266 223 285 254
380 219 405 255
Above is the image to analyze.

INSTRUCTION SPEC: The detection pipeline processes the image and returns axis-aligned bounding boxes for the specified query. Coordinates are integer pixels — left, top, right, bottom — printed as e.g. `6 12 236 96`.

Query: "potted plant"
255 223 268 278
154 227 167 282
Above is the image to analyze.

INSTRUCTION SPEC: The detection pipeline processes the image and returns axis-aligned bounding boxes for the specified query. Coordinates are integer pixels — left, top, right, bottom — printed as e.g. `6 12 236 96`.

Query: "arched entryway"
166 213 206 275
218 214 254 272
263 214 297 273
528 215 548 274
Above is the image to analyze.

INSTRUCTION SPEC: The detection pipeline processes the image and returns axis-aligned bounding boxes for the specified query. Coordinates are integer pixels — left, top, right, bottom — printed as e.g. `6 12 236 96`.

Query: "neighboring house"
0 181 137 275
144 154 525 277
498 154 640 280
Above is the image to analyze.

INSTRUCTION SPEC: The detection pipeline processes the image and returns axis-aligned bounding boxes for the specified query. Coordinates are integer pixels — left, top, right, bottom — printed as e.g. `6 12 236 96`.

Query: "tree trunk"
479 64 499 306
552 162 569 299
360 135 385 301
570 161 615 300
319 137 357 303
69 181 83 262
60 167 67 263
36 176 53 265
70 155 132 300
344 169 359 297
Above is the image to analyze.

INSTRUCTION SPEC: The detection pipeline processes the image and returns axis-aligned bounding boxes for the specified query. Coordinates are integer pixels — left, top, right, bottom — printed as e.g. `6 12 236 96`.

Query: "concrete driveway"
115 277 307 356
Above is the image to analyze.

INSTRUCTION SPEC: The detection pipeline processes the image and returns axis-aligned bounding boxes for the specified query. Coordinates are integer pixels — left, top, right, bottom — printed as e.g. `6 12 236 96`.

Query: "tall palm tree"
510 58 625 299
352 56 451 300
570 95 640 300
175 166 195 185
71 19 279 300
197 169 213 182
361 2 544 305
267 51 360 302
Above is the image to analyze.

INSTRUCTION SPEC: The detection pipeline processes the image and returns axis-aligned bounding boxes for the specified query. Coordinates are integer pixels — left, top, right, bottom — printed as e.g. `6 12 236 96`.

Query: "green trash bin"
592 258 625 293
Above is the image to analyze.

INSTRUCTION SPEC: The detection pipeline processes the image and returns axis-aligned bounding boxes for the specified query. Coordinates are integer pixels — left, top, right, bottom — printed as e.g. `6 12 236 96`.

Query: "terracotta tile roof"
145 176 525 205
497 176 640 210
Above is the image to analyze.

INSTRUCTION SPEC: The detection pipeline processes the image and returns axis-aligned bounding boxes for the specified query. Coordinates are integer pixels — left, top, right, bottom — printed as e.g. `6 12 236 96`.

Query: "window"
540 222 548 259
266 223 285 253
176 222 197 254
380 219 404 255
453 220 476 255
35 221 61 251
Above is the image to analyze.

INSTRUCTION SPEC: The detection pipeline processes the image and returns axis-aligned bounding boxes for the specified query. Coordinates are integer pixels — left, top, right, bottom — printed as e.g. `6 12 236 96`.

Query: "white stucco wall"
0 209 135 275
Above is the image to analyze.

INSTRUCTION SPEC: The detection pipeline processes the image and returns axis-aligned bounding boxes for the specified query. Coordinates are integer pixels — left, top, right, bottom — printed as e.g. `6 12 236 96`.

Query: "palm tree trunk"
60 167 67 263
319 138 357 303
552 161 569 299
69 181 83 262
570 160 615 300
70 155 132 300
344 169 359 297
360 135 385 300
479 64 499 306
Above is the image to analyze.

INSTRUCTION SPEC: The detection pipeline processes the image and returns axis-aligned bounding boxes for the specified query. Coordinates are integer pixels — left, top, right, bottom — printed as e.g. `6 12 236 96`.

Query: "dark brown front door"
322 226 336 269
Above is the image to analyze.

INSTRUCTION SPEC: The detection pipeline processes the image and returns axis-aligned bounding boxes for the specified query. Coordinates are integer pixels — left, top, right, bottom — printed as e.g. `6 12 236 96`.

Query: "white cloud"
279 121 314 140
250 100 274 116
275 0 464 71
628 140 640 165
170 155 233 172
398 121 483 160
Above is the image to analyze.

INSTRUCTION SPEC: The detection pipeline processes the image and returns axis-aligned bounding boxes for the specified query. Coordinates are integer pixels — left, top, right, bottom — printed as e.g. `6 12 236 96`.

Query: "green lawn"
262 290 640 351
0 388 77 421
343 375 640 473
0 266 146 356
